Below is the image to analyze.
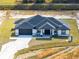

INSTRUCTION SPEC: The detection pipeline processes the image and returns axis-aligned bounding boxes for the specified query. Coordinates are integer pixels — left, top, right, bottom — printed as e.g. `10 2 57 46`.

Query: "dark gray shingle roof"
15 15 70 30
15 22 33 29
28 15 46 26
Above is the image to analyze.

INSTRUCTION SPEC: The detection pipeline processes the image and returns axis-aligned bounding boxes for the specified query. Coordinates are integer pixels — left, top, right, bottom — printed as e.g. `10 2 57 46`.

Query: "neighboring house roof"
15 15 70 30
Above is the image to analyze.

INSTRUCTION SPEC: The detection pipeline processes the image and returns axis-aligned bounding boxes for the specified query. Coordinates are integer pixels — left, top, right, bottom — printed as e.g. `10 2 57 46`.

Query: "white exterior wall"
15 29 19 35
32 29 37 35
58 30 61 36
58 30 69 36
66 30 69 35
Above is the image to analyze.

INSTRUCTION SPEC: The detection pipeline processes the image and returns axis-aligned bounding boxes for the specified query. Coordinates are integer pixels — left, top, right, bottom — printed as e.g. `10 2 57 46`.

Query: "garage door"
19 29 32 35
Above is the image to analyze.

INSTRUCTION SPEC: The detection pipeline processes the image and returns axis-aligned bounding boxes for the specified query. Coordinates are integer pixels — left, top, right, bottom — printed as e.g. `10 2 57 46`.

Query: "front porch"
13 29 70 38
33 29 54 38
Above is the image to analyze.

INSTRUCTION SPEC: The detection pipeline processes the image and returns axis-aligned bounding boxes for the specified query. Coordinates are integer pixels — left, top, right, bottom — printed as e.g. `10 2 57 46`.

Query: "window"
61 30 66 35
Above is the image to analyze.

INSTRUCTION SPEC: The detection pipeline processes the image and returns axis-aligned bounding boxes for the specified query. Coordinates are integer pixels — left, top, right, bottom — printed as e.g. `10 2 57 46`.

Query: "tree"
45 0 53 3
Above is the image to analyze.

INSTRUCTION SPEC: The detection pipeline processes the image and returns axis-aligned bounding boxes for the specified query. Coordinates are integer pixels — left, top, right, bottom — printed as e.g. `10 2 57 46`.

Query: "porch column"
40 29 43 35
42 29 44 35
32 29 37 35
58 30 61 36
15 29 19 36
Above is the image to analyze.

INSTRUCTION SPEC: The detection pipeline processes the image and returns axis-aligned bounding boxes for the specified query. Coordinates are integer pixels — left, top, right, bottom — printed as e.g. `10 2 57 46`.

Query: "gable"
35 18 58 29
39 22 56 29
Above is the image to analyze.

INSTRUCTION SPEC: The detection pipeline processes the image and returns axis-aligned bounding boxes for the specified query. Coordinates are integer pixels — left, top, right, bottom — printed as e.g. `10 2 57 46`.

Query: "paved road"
0 36 32 59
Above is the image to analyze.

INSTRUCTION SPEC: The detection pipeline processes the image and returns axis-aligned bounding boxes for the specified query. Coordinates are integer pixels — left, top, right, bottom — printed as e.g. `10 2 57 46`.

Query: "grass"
14 41 79 59
0 0 16 5
62 19 79 43
0 17 15 48
51 47 79 59
27 47 66 59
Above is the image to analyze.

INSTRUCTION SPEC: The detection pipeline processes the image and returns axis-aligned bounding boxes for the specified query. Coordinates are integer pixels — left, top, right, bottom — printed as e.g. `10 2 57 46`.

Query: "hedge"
0 4 79 10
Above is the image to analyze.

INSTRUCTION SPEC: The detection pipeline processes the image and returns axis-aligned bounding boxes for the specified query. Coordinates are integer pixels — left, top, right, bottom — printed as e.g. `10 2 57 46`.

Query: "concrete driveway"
0 36 32 59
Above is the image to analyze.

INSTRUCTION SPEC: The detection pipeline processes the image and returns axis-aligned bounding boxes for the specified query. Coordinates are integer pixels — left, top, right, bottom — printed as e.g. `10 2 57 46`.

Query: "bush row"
0 4 79 10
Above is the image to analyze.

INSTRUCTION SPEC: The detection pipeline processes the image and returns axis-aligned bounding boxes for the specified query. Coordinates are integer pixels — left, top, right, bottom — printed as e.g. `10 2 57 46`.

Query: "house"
13 15 70 38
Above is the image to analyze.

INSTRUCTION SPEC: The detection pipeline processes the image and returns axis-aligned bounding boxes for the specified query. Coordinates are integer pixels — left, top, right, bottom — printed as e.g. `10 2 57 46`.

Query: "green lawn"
62 19 79 42
0 18 15 48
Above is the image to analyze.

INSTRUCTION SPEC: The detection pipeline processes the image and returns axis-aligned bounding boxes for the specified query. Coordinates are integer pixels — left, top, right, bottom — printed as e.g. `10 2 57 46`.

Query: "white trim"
39 22 55 29
58 30 61 36
32 29 37 35
40 29 43 35
15 29 19 35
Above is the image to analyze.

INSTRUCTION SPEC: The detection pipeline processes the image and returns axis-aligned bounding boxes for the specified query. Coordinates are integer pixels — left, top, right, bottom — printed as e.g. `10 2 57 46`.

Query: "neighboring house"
13 15 70 38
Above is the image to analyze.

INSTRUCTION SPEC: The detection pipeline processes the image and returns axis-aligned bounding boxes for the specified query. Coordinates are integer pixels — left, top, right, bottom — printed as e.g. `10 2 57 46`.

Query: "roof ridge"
44 17 60 27
48 17 70 29
34 16 47 27
28 15 44 26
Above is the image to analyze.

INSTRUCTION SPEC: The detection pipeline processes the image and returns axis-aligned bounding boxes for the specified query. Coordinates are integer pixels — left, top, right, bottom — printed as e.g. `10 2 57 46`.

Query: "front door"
44 29 50 35
54 30 58 36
